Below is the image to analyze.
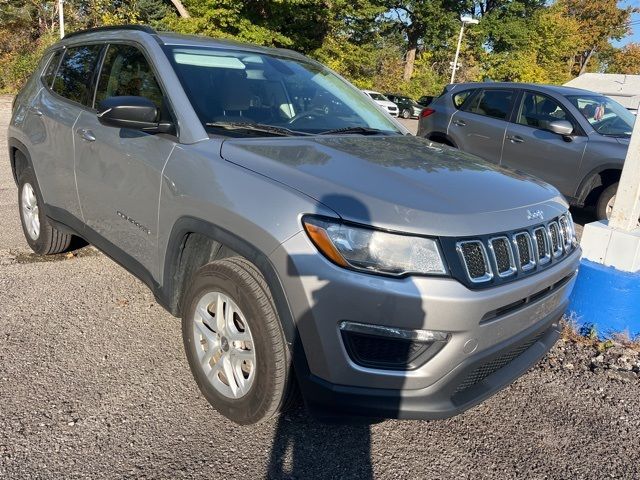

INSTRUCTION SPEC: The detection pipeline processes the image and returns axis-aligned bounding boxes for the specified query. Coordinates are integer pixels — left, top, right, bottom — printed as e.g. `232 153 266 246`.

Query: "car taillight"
420 108 435 118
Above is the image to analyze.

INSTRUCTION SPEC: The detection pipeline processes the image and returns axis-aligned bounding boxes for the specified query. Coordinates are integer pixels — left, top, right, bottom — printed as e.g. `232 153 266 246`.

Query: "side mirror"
97 96 174 134
548 120 574 136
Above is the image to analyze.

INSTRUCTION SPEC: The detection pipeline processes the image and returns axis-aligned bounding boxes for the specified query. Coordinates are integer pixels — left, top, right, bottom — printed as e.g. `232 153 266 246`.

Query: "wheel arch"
160 216 297 344
426 132 457 148
576 164 622 206
7 138 33 185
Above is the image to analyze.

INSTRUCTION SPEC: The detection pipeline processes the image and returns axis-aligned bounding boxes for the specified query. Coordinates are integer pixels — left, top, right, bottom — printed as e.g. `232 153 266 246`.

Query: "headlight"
302 216 447 276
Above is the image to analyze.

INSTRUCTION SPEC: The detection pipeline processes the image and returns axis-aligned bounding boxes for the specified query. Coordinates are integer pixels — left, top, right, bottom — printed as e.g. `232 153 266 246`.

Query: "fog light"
339 321 449 371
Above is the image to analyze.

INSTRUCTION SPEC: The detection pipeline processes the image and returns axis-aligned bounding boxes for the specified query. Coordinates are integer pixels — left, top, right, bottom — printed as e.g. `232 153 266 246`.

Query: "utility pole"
450 16 478 84
58 0 64 39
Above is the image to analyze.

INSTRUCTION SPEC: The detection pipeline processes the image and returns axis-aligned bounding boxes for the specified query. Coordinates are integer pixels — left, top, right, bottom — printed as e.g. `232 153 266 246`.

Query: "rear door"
448 88 516 164
74 43 177 276
501 90 587 196
27 45 103 221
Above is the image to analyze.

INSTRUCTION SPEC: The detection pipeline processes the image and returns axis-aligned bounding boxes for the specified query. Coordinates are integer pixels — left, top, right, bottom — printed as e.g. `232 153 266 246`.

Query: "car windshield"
367 92 389 101
565 94 635 137
165 46 401 135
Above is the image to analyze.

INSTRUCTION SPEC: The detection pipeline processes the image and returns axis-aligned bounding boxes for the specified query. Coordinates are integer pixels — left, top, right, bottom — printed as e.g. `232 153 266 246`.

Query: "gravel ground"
1 96 639 479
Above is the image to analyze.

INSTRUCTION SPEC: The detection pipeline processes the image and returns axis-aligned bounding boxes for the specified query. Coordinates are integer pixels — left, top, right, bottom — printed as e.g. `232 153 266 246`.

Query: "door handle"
506 135 524 144
453 119 466 127
76 128 96 142
29 106 43 116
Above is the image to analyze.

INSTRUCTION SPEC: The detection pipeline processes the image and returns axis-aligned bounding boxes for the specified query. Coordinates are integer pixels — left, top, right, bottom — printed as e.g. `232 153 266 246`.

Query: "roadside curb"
568 259 640 338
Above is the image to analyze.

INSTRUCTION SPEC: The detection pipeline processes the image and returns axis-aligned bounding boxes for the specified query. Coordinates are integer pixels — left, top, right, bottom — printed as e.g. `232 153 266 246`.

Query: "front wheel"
401 109 411 119
181 257 295 425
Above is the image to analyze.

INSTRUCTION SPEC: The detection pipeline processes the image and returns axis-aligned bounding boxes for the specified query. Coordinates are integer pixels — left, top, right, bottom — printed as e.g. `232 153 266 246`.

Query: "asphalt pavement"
1 97 638 479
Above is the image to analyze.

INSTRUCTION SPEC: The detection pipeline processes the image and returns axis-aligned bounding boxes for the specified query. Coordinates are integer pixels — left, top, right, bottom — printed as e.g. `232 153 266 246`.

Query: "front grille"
454 330 546 395
452 214 575 287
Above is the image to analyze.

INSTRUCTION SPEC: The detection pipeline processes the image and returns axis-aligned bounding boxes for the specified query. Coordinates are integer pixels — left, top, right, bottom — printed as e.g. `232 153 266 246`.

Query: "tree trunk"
170 0 191 18
403 31 419 82
403 45 416 82
579 49 595 76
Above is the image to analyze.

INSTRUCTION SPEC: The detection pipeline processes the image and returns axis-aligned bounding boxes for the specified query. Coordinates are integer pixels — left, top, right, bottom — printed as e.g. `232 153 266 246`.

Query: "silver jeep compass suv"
8 26 580 425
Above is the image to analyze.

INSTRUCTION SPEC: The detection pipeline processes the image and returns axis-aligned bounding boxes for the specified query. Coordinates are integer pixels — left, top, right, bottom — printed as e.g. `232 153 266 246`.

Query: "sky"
614 0 640 47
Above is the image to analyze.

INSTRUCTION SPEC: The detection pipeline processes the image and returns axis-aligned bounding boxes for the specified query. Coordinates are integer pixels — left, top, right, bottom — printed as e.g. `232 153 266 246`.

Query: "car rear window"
52 45 103 106
464 89 514 120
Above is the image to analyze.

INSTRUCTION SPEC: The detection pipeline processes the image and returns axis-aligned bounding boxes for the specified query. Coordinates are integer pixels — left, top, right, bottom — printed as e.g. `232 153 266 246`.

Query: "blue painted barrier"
568 259 640 338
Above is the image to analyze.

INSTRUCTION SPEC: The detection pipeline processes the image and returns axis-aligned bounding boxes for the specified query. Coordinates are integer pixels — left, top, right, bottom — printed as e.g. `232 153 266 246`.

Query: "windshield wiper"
205 122 311 137
318 126 392 136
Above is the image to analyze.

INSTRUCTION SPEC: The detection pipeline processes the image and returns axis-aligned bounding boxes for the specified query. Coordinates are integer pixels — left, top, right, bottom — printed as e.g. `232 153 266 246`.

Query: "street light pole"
450 16 478 84
58 0 65 39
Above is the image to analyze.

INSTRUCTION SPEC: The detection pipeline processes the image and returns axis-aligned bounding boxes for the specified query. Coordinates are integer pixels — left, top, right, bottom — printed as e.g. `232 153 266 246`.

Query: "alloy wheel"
192 291 256 399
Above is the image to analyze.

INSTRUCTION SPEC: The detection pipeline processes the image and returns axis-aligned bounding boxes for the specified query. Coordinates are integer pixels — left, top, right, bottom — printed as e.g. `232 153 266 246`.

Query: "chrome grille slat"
547 222 563 258
513 232 536 271
457 240 493 283
533 227 551 265
488 236 516 278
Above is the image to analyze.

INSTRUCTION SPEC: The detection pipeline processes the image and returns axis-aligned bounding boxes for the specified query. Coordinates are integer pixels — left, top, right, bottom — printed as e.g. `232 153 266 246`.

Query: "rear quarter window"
42 50 63 88
452 89 475 109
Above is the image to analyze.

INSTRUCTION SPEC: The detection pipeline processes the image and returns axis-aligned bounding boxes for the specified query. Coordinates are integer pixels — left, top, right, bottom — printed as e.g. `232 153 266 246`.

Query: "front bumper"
270 231 580 419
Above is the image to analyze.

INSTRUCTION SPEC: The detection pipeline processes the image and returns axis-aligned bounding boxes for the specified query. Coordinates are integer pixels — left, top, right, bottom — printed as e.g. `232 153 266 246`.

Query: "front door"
501 91 587 197
74 43 176 276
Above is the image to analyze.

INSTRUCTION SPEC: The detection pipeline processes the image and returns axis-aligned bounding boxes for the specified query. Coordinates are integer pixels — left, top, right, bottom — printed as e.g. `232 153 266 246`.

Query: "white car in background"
362 90 399 117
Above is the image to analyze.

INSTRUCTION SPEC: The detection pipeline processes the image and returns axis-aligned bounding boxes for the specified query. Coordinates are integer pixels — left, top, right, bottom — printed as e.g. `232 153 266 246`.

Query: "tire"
18 167 72 255
181 256 295 425
596 183 618 220
401 108 411 119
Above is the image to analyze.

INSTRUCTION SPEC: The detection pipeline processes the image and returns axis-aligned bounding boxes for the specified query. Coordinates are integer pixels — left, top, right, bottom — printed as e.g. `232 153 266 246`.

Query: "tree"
605 43 640 75
560 0 637 75
379 1 467 81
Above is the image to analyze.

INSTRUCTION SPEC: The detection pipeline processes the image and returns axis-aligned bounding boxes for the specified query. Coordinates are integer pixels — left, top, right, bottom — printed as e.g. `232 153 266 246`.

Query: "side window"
52 45 103 106
42 50 63 88
516 92 569 130
452 89 474 109
464 89 514 120
95 44 163 109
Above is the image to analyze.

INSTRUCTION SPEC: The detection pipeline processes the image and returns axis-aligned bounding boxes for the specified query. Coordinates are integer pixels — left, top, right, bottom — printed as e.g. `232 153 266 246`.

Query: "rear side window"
95 44 163 109
464 89 514 120
452 89 474 109
42 50 63 88
52 45 103 106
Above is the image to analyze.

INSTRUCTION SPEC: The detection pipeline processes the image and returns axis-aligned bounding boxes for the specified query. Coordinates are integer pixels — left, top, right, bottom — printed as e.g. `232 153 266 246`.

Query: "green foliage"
1 0 639 98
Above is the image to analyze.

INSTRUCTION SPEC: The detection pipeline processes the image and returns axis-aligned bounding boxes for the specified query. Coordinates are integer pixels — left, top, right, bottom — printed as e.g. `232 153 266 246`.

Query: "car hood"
373 100 396 108
219 135 568 236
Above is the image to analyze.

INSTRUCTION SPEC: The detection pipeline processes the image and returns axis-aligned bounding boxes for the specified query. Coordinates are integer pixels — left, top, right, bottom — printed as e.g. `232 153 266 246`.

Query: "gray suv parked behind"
418 82 635 220
8 27 580 425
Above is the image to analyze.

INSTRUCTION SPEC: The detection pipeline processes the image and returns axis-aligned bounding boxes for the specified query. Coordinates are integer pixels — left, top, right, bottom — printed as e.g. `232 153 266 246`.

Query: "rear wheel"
401 109 411 119
181 257 295 425
596 183 618 220
18 167 72 255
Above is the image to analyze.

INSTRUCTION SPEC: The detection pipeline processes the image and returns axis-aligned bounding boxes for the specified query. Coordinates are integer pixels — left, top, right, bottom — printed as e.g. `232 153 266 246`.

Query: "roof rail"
63 25 156 40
